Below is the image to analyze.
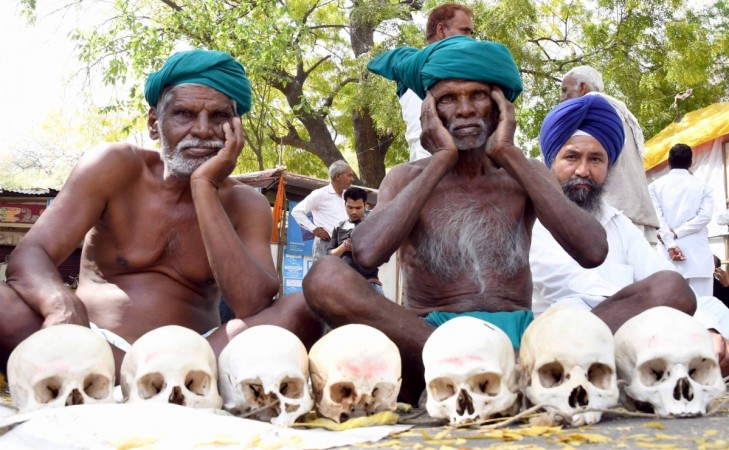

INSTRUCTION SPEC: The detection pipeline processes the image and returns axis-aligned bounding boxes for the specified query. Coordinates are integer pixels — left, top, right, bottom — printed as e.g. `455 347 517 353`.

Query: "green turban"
144 49 252 116
367 35 523 103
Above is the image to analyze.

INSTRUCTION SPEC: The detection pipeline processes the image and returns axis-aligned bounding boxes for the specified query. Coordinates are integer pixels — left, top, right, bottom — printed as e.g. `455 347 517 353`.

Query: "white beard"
159 134 224 177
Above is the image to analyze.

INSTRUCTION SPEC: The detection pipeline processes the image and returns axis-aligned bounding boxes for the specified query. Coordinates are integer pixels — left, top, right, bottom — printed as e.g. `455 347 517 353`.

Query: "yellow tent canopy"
643 103 729 171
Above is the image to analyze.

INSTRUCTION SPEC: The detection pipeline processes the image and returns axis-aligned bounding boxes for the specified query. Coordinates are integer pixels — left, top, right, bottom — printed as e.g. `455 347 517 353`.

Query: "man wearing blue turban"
0 49 322 377
530 98 707 372
539 95 625 170
304 36 609 406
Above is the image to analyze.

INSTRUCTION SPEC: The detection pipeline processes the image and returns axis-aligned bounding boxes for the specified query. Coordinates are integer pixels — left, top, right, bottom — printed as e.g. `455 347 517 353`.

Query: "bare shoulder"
379 160 427 201
73 142 156 182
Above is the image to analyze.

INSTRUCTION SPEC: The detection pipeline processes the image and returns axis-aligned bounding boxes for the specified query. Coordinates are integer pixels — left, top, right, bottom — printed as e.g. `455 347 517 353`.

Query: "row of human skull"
7 323 402 426
424 307 726 425
8 306 726 427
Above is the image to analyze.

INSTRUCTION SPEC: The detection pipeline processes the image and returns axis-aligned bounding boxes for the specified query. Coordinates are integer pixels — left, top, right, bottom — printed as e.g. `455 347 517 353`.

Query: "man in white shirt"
291 160 353 261
532 101 729 374
560 65 660 245
649 143 715 297
401 3 474 161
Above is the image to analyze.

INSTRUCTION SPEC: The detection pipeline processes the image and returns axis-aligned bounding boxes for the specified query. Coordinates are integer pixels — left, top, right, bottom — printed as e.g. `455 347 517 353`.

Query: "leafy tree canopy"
19 0 729 185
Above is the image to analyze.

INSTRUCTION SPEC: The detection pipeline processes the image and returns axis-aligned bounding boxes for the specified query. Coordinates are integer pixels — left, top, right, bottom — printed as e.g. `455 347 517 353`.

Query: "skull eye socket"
587 363 614 389
83 374 111 400
637 359 668 386
138 372 166 399
427 377 457 401
34 377 63 404
279 377 305 399
689 357 721 385
184 370 212 396
371 382 397 400
330 381 357 404
467 373 502 396
537 362 566 388
241 381 267 402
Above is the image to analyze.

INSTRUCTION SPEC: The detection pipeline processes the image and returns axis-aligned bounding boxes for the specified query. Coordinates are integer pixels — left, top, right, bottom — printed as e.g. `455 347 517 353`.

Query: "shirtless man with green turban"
0 49 322 373
303 36 609 403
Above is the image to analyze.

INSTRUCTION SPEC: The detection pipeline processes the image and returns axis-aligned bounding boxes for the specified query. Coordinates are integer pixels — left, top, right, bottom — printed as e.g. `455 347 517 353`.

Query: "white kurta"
399 89 431 162
648 168 714 279
529 201 729 335
530 202 670 315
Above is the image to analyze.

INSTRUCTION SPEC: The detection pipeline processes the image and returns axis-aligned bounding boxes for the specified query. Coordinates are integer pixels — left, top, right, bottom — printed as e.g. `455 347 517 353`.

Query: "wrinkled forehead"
164 83 233 103
429 78 493 95
556 134 608 158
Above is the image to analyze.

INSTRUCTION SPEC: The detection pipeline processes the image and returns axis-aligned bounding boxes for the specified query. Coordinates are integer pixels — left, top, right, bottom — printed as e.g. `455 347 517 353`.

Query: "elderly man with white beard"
303 36 610 404
530 95 729 374
0 49 322 377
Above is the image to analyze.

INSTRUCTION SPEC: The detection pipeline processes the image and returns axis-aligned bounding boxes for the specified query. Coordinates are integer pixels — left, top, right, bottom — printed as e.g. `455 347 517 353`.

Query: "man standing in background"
649 143 715 297
399 3 474 161
327 187 383 295
291 160 353 261
560 65 660 245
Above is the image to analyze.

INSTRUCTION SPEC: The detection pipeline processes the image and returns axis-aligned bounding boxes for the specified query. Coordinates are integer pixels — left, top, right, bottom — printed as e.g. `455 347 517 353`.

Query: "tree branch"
324 77 357 109
158 0 182 12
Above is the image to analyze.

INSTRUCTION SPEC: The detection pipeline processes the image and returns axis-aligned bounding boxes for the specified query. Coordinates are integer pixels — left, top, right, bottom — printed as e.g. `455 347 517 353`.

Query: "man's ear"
148 107 160 141
578 82 591 96
435 22 447 40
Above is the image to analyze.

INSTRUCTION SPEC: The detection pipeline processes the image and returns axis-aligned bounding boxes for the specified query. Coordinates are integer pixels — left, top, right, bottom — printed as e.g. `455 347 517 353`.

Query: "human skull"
218 325 313 426
121 325 222 409
614 306 725 417
8 324 115 413
422 316 519 425
519 307 618 426
308 324 401 422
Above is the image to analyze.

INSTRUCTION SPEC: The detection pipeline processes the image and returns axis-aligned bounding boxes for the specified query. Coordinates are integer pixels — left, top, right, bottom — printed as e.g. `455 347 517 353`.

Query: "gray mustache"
176 139 224 152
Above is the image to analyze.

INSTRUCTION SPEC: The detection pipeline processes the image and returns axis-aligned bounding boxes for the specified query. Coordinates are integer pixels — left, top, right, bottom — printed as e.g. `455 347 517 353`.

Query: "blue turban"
144 49 252 116
367 35 523 103
539 95 625 167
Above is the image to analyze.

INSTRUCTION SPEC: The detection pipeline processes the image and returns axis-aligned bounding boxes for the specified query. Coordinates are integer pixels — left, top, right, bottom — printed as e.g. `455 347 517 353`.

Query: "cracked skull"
120 325 222 409
614 306 725 417
218 325 313 426
308 324 401 423
423 316 519 425
8 324 116 413
519 307 618 426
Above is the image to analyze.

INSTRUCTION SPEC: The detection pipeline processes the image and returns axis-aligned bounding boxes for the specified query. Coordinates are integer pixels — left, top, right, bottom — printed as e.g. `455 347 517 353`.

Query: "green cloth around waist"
423 310 534 349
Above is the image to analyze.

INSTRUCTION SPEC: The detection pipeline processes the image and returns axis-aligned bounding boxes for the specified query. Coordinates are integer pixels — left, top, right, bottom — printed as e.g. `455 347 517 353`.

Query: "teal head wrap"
144 49 252 116
367 35 523 102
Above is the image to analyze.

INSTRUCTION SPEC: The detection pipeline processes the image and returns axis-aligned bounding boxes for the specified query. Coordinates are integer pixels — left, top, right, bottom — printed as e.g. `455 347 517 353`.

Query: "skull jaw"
526 383 618 426
317 382 400 423
317 393 396 423
18 383 114 414
270 392 314 427
426 387 520 425
623 383 722 418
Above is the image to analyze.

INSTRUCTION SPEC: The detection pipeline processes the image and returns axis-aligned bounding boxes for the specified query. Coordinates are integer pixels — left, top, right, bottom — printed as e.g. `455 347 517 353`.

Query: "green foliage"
18 0 729 182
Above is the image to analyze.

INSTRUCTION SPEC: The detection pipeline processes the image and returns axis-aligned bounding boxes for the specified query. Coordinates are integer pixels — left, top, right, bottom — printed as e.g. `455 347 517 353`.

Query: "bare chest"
84 198 212 283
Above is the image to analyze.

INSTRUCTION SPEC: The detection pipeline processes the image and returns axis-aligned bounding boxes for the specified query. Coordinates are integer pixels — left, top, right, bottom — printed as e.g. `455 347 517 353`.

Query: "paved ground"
3 376 729 449
340 394 729 450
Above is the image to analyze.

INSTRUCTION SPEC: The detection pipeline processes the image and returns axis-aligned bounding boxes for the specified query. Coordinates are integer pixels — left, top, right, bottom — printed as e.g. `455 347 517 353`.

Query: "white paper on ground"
0 403 412 449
